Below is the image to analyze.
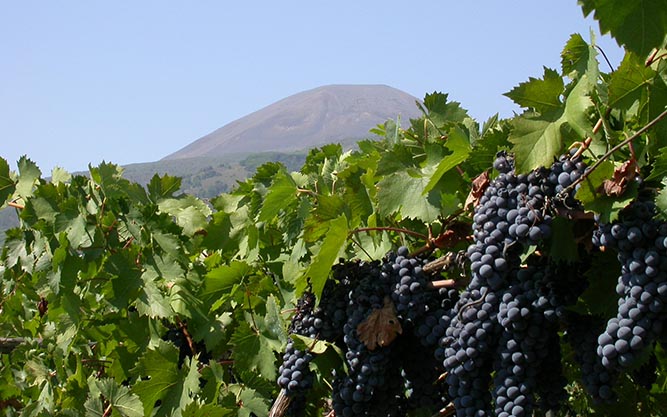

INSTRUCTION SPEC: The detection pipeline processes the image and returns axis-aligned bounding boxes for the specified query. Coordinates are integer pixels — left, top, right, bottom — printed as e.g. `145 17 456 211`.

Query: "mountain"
1 84 424 243
162 84 422 160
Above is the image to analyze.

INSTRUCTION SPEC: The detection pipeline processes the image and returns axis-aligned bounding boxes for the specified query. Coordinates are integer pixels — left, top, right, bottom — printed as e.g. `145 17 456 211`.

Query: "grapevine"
2 2 667 416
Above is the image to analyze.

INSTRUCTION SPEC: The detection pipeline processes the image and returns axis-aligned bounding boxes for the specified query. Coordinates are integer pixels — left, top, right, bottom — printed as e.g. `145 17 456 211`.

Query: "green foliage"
580 0 667 57
2 1 667 415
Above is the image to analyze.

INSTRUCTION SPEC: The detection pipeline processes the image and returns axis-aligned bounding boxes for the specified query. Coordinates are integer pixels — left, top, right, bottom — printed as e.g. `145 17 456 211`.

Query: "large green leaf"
576 160 638 222
420 92 469 128
159 195 212 236
201 261 253 309
647 145 667 181
132 340 201 417
299 214 348 299
85 378 144 417
134 268 173 318
148 173 182 201
561 33 595 79
222 386 270 417
377 170 441 221
258 169 297 222
230 297 285 380
508 111 565 173
504 67 564 113
423 126 472 194
509 69 594 172
608 52 656 110
655 178 667 218
580 0 667 57
15 156 42 199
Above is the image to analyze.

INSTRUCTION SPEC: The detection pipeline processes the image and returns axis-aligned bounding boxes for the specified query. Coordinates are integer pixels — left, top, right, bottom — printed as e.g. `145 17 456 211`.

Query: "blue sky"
1 1 624 174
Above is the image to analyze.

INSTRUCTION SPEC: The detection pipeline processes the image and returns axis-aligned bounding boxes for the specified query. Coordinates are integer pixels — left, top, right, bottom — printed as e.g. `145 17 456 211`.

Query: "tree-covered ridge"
1 1 667 416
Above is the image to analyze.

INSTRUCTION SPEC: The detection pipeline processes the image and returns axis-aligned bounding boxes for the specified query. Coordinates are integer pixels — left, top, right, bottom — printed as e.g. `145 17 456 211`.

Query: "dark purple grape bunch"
278 340 315 395
550 148 587 207
592 198 667 372
383 246 435 325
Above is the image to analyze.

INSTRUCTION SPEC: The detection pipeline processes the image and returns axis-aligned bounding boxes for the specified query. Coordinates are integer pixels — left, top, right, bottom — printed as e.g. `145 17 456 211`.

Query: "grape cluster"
273 148 667 416
442 151 588 417
274 252 461 416
278 341 314 393
277 292 320 413
593 197 667 371
333 260 398 417
384 246 440 324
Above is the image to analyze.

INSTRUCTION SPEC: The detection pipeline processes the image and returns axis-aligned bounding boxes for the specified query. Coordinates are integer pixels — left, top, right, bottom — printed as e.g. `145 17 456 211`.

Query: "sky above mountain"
1 1 624 173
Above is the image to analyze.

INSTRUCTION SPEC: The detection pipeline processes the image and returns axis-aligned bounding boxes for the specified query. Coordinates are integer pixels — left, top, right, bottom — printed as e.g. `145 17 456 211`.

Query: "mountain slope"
162 84 421 160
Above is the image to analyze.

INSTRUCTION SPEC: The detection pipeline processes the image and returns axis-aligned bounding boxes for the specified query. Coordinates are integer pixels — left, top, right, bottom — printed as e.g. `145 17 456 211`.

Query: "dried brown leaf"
38 297 48 318
357 297 402 350
600 159 638 197
433 221 470 249
465 171 490 210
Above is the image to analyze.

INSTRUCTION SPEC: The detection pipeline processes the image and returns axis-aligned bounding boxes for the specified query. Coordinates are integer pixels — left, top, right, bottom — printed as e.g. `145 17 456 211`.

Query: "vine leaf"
182 402 228 417
148 174 182 201
159 195 212 236
561 33 594 79
230 314 283 381
132 340 201 417
0 157 16 205
357 297 402 350
647 145 667 181
423 125 472 194
85 378 144 417
547 217 579 262
201 261 252 310
232 387 271 417
377 171 441 222
15 156 41 200
608 52 656 110
508 111 565 173
419 92 469 129
135 267 174 319
509 71 594 173
258 169 298 223
299 214 348 299
576 249 622 318
504 67 564 113
579 0 667 57
290 334 330 355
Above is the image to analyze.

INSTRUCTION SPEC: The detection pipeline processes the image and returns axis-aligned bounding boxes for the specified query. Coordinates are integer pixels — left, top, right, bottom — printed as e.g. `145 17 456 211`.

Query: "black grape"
593 198 667 371
443 150 588 416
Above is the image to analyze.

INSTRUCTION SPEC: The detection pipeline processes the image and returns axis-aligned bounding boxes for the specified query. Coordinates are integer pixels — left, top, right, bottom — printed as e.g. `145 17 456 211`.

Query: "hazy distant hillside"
163 84 421 160
1 84 422 242
120 151 308 198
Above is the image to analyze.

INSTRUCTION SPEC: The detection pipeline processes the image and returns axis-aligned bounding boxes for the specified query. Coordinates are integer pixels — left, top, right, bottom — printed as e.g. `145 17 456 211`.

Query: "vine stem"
177 318 197 356
102 403 113 417
562 107 667 197
8 201 24 209
427 279 457 289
